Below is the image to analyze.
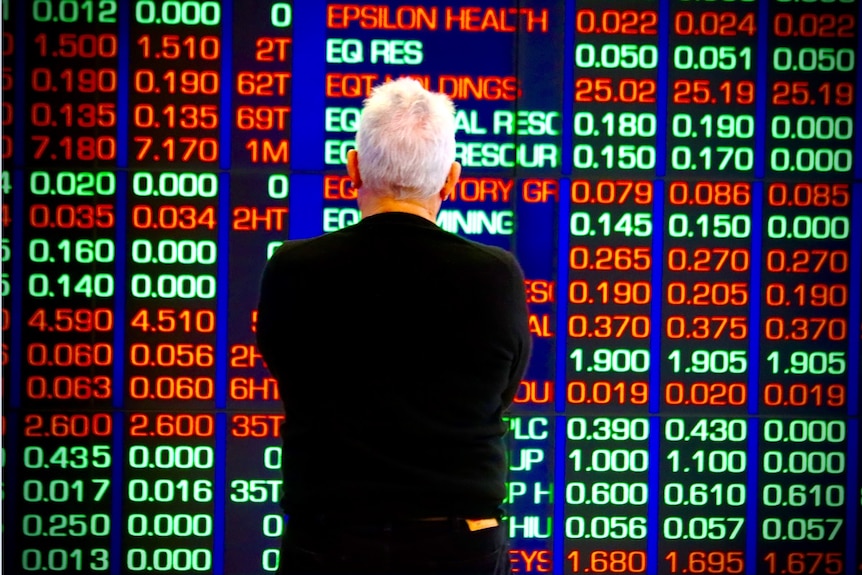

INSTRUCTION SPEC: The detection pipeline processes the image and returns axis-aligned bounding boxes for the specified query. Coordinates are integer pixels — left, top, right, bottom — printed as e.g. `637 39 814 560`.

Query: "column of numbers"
17 1 119 569
122 441 215 572
660 417 748 575
124 5 222 568
668 1 757 175
661 182 753 412
122 172 219 570
129 1 221 166
766 1 856 178
758 184 851 574
564 417 649 574
572 3 659 174
566 180 653 415
16 432 113 573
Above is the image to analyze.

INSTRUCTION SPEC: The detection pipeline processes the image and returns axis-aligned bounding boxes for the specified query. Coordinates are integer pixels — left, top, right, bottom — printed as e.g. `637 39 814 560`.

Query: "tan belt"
465 518 499 531
417 517 499 531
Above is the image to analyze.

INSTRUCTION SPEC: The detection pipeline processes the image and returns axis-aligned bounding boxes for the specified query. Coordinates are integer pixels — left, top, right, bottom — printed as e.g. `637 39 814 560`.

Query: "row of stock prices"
1 0 861 574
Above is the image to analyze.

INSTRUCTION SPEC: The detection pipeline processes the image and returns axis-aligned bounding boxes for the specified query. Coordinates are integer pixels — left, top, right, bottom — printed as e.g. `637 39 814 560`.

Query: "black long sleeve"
257 212 531 518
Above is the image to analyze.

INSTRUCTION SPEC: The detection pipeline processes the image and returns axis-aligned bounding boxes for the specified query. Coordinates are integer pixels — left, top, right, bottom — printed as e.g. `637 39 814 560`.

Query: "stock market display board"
1 1 861 574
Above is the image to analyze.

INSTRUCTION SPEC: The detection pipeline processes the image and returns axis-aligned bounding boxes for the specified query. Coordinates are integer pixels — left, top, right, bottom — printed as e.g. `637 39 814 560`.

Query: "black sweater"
256 212 531 518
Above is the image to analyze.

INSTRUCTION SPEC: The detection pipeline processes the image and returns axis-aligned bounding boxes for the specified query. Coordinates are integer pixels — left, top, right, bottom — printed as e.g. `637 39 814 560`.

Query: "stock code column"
760 1 858 573
123 2 223 572
660 1 758 574
224 2 292 573
12 2 120 573
565 2 658 572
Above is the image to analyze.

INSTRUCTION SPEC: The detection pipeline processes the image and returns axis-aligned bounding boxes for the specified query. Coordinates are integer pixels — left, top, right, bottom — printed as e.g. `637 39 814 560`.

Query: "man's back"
257 211 531 519
259 77 528 574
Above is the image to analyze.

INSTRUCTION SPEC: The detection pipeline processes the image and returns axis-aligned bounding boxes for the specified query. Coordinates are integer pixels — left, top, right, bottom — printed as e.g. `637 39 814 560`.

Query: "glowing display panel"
1 1 860 574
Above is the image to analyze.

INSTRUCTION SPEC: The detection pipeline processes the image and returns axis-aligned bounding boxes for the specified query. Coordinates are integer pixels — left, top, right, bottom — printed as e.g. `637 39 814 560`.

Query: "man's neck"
359 193 440 223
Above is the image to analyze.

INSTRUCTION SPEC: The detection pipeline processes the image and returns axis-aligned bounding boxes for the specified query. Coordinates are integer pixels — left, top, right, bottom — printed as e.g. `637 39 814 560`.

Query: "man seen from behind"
256 77 532 575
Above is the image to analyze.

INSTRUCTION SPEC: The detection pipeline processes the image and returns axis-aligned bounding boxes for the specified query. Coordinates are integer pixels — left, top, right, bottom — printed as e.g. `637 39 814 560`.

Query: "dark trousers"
278 514 512 575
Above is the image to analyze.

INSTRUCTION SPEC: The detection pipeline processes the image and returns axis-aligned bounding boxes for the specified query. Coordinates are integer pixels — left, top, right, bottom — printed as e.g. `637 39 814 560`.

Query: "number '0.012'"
32 0 118 23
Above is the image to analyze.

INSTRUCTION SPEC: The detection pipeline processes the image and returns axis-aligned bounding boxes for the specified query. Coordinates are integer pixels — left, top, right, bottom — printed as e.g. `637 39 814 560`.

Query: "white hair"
355 77 456 200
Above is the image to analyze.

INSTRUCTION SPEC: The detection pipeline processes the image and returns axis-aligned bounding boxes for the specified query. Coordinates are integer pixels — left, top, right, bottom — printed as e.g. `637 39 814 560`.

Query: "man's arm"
256 247 287 381
500 253 532 408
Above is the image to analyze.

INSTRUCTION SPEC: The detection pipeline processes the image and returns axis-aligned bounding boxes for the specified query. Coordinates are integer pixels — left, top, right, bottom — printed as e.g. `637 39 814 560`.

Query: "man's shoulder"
272 236 318 254
453 235 521 271
268 231 348 261
267 220 521 277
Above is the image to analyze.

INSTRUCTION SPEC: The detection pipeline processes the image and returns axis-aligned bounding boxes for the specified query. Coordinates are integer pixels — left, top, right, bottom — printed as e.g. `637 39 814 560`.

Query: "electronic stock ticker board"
1 1 861 574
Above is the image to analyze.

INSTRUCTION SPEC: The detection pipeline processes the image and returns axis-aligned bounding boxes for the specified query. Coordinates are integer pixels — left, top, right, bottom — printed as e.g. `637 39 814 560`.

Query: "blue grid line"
109 4 130 570
290 1 327 172
216 171 231 411
745 419 758 575
112 170 127 410
9 0 26 410
846 418 858 575
3 413 18 564
213 4 233 566
110 415 124 575
214 412 227 575
554 172 571 569
647 180 664 575
555 177 571 416
655 0 669 178
6 172 23 561
744 183 763 574
5 1 22 532
13 0 25 168
554 8 575 571
112 0 130 409
855 1 862 180
561 0 574 178
755 0 768 179
556 0 575 527
553 414 566 573
649 180 664 416
849 184 861 417
648 415 660 575
748 183 763 417
219 0 233 173
10 170 23 408
848 182 862 575
116 3 129 169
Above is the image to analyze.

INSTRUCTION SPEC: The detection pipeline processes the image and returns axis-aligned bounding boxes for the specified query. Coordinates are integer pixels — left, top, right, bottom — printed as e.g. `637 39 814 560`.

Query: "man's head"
347 78 460 220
